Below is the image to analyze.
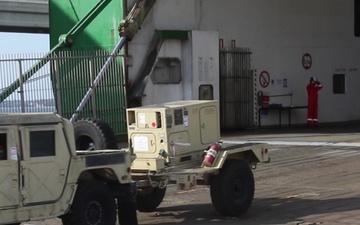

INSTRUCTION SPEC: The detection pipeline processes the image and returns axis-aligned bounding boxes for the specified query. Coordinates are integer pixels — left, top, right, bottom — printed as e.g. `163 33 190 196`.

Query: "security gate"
219 47 254 130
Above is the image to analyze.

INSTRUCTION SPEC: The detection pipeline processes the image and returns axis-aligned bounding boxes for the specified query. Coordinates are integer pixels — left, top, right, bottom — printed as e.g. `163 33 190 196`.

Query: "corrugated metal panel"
219 47 254 130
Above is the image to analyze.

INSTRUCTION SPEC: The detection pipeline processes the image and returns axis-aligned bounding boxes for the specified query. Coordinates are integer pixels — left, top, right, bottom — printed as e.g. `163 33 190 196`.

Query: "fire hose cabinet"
261 95 270 108
257 91 270 108
126 100 220 171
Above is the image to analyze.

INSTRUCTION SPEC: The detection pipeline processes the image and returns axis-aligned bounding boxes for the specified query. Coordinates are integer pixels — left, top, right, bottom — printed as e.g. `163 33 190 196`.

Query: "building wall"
129 0 360 125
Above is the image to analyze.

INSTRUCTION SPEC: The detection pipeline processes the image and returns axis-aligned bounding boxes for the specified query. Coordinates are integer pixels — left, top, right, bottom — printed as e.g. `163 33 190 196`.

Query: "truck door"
20 124 70 205
199 105 219 144
0 126 20 209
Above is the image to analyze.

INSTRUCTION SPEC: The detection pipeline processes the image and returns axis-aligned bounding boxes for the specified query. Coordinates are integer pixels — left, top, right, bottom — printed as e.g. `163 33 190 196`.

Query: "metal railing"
0 50 127 135
0 52 55 113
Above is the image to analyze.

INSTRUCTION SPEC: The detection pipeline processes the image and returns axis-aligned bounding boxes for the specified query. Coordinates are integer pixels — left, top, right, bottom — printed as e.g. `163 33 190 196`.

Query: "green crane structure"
0 0 156 133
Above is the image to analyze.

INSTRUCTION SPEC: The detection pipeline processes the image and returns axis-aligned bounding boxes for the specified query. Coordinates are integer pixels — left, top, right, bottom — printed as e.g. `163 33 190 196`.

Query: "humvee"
0 113 137 225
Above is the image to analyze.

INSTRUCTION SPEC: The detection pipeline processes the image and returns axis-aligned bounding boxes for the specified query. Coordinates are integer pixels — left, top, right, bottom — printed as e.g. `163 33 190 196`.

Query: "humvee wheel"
74 119 118 150
61 181 117 225
210 159 254 217
136 187 166 212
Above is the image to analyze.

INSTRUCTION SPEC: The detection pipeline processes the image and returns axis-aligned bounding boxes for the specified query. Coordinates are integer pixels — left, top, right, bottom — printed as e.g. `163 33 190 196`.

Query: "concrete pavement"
221 121 360 144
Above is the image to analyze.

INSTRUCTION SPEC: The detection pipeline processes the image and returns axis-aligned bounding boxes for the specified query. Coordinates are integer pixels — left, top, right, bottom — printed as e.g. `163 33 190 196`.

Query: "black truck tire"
136 187 166 212
74 118 118 150
210 159 255 217
61 181 117 225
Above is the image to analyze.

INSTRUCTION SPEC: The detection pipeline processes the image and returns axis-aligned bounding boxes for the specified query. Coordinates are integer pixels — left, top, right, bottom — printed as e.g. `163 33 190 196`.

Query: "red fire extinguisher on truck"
202 143 222 167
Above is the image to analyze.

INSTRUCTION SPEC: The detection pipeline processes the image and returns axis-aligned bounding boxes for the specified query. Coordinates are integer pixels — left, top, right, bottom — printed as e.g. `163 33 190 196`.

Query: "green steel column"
49 0 127 135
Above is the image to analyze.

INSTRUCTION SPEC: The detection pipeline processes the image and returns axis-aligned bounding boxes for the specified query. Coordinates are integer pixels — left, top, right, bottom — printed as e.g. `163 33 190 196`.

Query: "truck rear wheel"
74 119 118 150
136 187 166 212
210 159 254 217
61 181 117 225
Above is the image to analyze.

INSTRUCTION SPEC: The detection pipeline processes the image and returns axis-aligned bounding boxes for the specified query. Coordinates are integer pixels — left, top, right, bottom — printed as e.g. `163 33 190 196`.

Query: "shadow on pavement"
139 196 360 225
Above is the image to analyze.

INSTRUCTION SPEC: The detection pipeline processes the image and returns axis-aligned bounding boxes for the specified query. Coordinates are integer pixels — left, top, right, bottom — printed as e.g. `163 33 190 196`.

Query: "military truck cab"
0 113 136 225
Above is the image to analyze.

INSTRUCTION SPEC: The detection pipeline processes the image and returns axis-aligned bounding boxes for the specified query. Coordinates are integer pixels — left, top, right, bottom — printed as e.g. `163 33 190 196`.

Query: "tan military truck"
127 100 270 217
0 113 137 225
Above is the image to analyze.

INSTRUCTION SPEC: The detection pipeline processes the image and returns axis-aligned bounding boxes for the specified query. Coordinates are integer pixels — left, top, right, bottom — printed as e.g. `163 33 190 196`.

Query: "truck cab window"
30 130 55 157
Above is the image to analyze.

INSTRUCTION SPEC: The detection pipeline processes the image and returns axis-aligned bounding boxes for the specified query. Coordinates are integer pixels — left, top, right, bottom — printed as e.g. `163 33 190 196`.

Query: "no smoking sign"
302 53 312 70
259 71 270 88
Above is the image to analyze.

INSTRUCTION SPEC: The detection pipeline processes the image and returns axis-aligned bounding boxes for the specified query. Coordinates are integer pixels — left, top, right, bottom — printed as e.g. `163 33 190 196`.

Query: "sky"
0 32 50 55
0 32 53 101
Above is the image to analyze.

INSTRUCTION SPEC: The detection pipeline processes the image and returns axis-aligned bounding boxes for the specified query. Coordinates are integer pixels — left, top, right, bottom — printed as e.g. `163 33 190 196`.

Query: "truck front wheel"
61 181 117 225
136 187 166 212
210 159 255 217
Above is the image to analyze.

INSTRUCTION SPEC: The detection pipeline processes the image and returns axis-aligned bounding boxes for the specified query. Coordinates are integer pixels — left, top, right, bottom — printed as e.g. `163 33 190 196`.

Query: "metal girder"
0 0 49 33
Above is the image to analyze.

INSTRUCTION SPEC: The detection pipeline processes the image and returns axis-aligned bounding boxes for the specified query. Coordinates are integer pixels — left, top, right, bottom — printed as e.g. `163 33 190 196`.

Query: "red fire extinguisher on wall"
202 143 221 167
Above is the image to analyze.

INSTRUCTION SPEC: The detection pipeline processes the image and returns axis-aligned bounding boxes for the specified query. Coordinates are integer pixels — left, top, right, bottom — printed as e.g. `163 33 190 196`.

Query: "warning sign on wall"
302 53 312 70
259 71 270 88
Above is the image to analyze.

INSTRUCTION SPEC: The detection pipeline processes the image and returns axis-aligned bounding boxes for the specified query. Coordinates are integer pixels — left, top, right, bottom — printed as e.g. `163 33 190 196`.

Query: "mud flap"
117 182 138 225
